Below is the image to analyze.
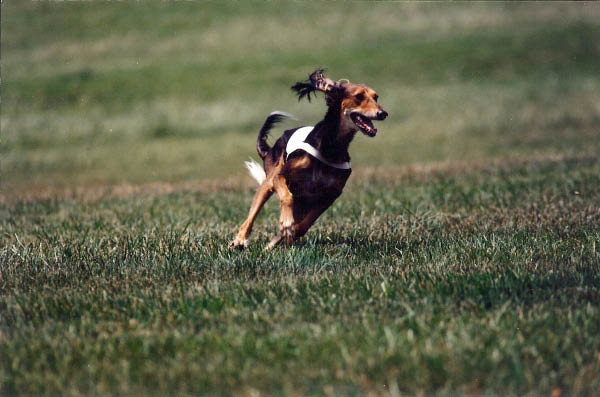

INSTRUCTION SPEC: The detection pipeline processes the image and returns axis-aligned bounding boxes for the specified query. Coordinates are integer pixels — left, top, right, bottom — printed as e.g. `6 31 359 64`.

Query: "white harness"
285 126 351 170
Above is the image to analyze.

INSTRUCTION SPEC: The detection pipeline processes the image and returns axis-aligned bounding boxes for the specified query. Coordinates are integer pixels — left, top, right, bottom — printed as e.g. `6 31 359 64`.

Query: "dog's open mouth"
350 113 378 137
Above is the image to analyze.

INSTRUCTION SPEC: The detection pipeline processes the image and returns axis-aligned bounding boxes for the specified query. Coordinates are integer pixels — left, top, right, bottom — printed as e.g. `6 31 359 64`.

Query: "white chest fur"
285 127 351 170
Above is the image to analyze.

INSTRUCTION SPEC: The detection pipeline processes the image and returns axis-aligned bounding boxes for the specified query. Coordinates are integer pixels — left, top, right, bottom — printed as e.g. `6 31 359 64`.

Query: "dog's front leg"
265 196 337 250
265 234 283 251
273 174 295 245
294 196 337 239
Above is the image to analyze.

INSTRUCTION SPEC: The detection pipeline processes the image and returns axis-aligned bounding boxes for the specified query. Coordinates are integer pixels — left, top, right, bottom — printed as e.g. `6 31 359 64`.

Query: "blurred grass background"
2 1 599 192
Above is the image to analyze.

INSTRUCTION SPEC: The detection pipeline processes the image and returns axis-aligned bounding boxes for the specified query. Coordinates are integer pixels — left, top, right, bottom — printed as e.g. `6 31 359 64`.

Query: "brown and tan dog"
230 69 387 250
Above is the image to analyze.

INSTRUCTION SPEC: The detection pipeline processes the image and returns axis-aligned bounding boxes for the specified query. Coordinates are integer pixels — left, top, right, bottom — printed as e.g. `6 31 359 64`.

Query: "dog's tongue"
357 115 376 136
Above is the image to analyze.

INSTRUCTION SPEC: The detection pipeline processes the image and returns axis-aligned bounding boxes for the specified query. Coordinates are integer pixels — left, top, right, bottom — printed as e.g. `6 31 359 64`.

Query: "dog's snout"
377 109 388 120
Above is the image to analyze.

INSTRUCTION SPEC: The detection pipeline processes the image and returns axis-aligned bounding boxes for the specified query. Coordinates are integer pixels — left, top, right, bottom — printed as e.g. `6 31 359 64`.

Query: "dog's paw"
279 221 296 245
282 226 294 244
228 236 248 250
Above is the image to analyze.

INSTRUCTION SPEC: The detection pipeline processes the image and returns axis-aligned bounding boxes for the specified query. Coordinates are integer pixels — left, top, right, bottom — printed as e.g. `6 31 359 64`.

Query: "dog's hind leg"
229 181 274 249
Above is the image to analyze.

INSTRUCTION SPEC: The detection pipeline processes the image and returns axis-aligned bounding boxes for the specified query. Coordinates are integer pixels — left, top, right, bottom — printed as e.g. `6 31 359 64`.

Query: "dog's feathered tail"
256 111 295 159
244 158 266 185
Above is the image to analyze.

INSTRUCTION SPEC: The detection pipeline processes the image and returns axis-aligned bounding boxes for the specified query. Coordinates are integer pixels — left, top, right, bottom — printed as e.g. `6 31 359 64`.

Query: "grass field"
2 1 600 395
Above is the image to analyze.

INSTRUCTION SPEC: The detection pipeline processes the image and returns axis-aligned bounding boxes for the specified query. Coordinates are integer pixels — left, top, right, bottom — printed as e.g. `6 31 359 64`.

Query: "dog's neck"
309 105 356 163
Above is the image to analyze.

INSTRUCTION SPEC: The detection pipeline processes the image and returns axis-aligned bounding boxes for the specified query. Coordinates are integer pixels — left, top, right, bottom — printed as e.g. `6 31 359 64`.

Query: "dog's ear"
291 69 345 102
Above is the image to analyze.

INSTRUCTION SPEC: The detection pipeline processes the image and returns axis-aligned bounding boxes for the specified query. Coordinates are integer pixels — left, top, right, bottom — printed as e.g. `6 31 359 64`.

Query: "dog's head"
339 82 387 137
291 69 388 137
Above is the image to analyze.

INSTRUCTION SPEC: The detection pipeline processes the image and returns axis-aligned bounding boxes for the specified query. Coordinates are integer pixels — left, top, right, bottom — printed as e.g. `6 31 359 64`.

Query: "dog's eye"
373 94 379 102
355 93 365 102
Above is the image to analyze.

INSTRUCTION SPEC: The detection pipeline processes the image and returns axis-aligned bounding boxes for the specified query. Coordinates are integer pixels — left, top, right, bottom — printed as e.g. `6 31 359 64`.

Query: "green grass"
2 156 599 395
2 1 600 395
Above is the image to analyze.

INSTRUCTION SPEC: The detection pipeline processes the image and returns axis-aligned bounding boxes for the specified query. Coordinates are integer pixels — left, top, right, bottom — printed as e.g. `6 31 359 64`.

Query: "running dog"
230 69 388 250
